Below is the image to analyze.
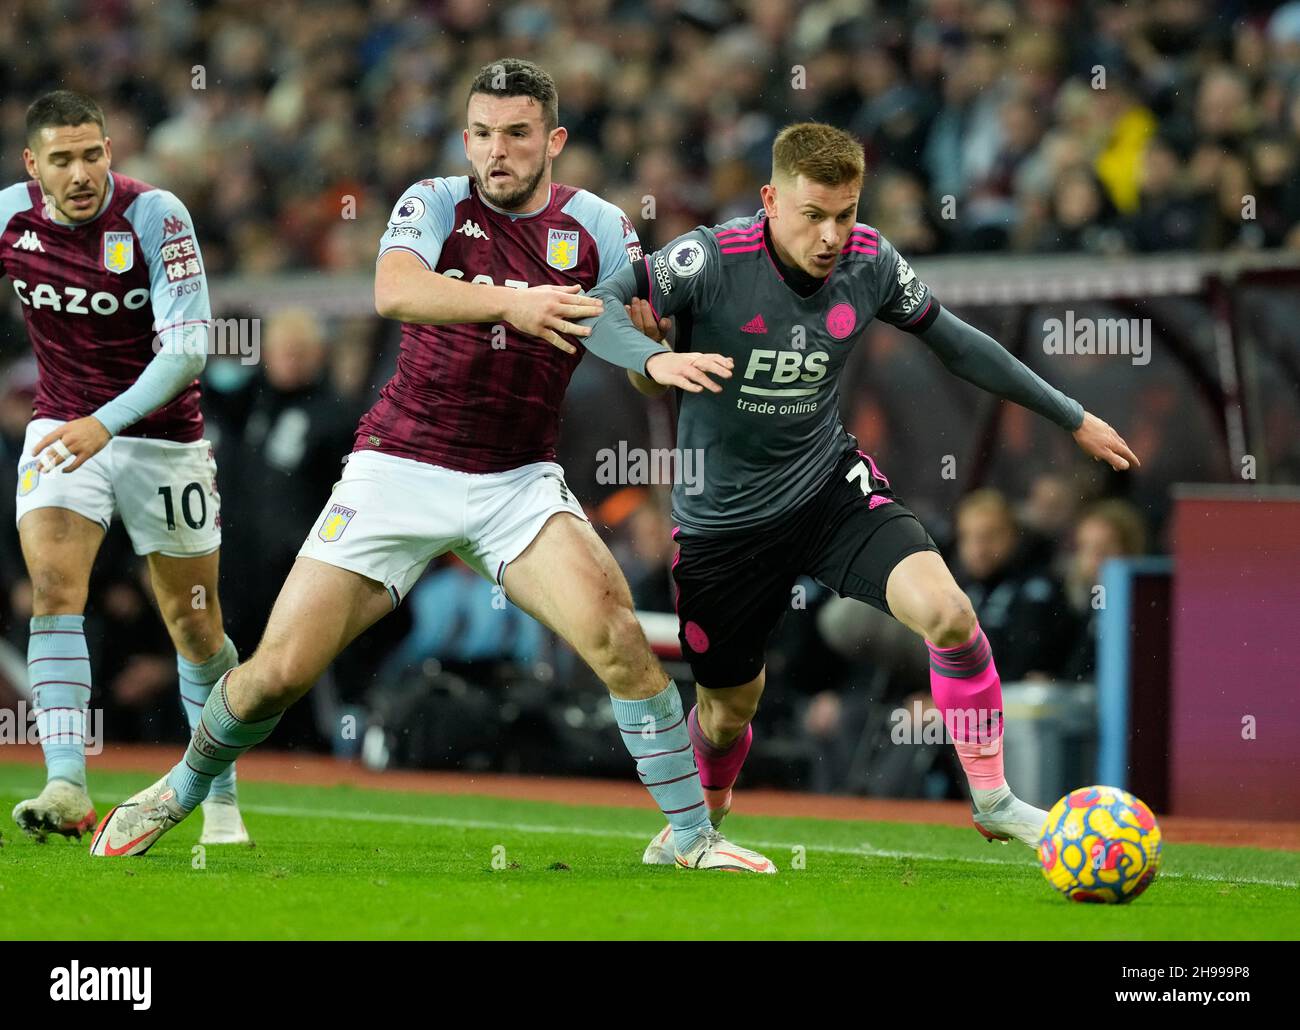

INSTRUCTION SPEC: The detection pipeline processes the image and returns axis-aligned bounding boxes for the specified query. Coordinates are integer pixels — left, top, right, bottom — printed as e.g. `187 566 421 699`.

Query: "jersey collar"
476 180 555 221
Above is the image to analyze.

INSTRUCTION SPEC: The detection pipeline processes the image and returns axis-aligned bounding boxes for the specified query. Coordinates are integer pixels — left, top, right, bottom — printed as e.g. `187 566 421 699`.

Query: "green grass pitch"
1 766 1296 940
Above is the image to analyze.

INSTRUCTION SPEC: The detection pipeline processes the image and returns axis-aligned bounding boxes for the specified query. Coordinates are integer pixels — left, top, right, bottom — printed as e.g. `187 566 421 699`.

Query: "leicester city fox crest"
102 232 134 274
318 503 356 542
546 228 579 270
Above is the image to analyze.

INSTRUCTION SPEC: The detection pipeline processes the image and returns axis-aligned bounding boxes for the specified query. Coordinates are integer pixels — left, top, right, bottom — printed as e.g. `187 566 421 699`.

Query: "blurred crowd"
1 0 1298 791
3 0 1300 267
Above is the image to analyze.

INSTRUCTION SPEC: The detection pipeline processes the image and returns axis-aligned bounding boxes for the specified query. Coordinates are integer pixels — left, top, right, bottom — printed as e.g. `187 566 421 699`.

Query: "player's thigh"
672 528 797 691
804 452 941 621
111 436 222 559
499 510 659 681
883 549 976 644
16 419 113 610
17 506 107 612
298 449 465 607
251 556 395 690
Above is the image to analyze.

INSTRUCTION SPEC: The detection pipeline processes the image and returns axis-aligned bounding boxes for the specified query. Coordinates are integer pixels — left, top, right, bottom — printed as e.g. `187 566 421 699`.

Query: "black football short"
672 449 938 689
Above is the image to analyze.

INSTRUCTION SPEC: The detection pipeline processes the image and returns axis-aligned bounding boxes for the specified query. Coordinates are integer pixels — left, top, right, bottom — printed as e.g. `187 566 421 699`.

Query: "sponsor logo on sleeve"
102 232 134 274
162 214 188 236
895 256 927 314
388 226 423 239
161 235 202 283
625 242 643 262
389 196 426 225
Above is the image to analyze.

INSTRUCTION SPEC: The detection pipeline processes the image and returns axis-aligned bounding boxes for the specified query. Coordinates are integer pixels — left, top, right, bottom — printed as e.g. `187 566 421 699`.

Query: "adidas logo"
11 230 44 252
740 313 767 334
456 219 490 240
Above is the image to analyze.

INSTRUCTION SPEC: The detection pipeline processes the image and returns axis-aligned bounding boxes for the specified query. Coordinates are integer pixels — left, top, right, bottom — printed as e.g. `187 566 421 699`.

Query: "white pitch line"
240 803 1299 889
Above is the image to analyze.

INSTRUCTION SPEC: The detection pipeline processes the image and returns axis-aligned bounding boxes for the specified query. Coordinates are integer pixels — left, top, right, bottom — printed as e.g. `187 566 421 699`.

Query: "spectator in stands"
953 488 1075 682
209 307 359 654
1059 499 1149 682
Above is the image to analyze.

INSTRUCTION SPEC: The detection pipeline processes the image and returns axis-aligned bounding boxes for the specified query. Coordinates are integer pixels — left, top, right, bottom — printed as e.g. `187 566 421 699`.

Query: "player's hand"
645 351 733 394
1072 411 1140 471
32 417 111 474
626 298 671 343
504 284 603 354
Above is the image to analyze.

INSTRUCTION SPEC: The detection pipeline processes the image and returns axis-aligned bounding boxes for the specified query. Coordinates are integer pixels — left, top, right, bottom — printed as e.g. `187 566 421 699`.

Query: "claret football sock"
688 705 751 814
925 626 1007 797
610 681 713 854
176 635 240 803
166 670 281 812
29 615 92 789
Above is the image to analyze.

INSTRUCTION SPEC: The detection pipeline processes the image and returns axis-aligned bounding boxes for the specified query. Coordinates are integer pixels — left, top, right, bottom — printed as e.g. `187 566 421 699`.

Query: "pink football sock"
688 705 752 810
926 627 1007 791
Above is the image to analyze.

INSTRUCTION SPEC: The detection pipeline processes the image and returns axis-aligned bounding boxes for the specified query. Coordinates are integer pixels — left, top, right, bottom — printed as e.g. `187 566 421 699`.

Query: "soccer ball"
1037 785 1162 903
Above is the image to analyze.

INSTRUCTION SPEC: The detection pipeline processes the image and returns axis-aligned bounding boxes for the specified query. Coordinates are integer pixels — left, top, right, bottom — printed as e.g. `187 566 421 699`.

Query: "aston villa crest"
103 232 134 274
546 228 579 271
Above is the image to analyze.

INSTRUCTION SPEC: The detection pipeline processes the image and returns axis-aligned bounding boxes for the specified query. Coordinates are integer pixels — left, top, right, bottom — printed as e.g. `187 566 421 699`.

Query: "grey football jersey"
634 215 936 534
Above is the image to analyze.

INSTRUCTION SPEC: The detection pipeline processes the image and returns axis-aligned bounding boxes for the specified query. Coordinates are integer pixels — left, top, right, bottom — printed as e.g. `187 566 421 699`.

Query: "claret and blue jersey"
0 171 212 442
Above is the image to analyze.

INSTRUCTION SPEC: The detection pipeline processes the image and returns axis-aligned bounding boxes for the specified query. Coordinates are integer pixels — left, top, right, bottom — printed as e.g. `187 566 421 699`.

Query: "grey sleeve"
579 262 666 376
915 306 1084 431
92 345 207 436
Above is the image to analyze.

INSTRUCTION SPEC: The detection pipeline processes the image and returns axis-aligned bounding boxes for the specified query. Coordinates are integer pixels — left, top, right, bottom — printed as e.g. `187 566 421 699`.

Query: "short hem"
16 502 111 534
493 505 589 592
295 549 406 598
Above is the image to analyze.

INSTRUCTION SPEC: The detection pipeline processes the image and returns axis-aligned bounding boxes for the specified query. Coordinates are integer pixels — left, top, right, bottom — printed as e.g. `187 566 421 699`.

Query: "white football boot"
89 777 188 857
675 828 777 873
11 779 97 841
972 791 1050 848
642 788 734 865
199 798 253 846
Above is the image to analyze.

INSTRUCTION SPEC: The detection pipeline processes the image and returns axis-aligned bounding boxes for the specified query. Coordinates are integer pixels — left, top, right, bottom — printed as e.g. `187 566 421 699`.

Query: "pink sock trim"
926 626 1005 789
688 706 752 793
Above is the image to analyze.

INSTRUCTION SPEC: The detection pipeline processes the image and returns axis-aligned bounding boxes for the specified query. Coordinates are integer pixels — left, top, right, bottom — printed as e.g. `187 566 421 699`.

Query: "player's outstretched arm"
914 306 1139 471
374 250 602 353
625 298 673 397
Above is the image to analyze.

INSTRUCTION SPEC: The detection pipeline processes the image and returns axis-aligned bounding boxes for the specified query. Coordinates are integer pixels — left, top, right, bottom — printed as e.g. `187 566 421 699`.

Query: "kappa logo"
162 214 188 236
11 230 44 252
318 503 356 542
456 219 490 240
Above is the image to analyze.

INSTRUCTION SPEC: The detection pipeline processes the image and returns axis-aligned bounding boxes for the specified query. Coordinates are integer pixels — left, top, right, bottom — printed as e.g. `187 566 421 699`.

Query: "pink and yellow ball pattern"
1038 785 1162 903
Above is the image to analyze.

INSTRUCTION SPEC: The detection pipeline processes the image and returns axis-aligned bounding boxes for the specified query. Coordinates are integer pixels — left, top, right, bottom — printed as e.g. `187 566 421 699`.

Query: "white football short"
296 449 589 604
15 417 222 557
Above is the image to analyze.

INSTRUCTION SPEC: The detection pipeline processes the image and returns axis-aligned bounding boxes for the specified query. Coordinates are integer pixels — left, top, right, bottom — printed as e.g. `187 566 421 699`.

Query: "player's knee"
585 606 649 687
922 591 978 647
28 565 86 615
165 605 224 658
698 690 758 739
245 646 317 709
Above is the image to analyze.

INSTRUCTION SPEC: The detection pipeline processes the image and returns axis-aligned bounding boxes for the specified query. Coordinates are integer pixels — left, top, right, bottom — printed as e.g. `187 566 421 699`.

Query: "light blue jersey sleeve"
376 176 468 270
561 190 644 285
0 182 36 280
92 188 210 436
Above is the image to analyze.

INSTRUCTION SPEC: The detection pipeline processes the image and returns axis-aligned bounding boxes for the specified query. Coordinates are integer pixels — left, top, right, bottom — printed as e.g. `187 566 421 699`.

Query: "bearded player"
1 91 250 845
92 60 774 872
577 122 1140 862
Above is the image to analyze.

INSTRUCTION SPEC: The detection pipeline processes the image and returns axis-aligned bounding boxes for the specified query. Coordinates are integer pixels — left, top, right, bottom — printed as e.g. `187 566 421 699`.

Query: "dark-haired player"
93 60 773 872
2 91 250 845
578 122 1139 861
